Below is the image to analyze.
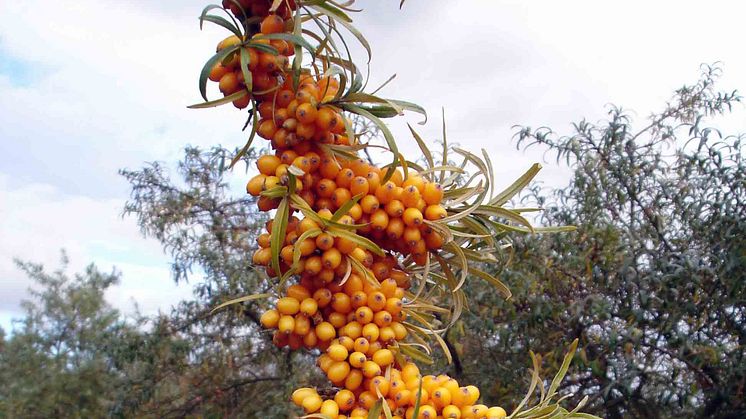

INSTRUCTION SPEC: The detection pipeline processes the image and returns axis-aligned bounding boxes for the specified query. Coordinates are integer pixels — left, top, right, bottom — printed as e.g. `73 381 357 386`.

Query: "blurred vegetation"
0 66 743 418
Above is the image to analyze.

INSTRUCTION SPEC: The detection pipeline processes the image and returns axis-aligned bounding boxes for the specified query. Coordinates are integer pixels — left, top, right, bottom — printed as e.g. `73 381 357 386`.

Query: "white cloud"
0 173 192 332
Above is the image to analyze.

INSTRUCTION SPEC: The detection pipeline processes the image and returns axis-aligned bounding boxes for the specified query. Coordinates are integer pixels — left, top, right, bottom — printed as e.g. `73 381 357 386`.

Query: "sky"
1 0 745 332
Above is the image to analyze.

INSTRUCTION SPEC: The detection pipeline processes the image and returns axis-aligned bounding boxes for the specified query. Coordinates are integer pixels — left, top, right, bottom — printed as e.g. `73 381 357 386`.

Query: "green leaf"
491 163 542 206
200 14 242 38
470 267 512 299
188 89 248 109
210 293 270 314
239 47 253 93
398 344 434 365
331 193 363 222
366 399 382 419
411 376 424 419
408 124 435 171
270 198 290 277
197 45 240 102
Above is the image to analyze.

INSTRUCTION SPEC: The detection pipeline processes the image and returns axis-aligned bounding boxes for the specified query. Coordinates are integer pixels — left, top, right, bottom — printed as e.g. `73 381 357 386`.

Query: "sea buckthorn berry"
332 188 352 208
386 218 405 240
296 102 318 124
343 321 362 340
401 185 421 208
296 123 316 140
320 399 340 417
358 391 377 410
328 312 347 329
432 387 452 408
369 376 390 397
337 335 355 351
416 405 437 419
374 310 393 327
332 292 353 314
292 387 317 406
327 361 351 384
394 389 412 407
354 337 370 353
425 204 448 220
368 291 387 312
260 309 280 328
316 233 334 251
372 348 394 367
300 297 318 316
379 278 397 297
316 107 339 130
335 389 356 412
422 182 444 204
350 176 370 196
313 288 332 307
379 326 395 342
403 207 424 226
208 63 229 82
344 274 364 294
355 306 374 324
257 233 271 248
302 393 323 413
328 343 349 362
287 284 311 301
257 119 278 140
370 209 389 231
294 314 311 335
303 330 318 348
252 247 271 265
362 323 380 342
360 195 380 214
277 297 300 315
218 72 240 94
442 405 461 418
315 178 336 198
349 351 367 368
375 181 396 204
465 385 480 405
278 315 295 334
316 321 336 341
362 360 382 378
470 405 489 417
385 200 405 218
257 154 281 176
385 298 403 315
485 407 507 419
322 248 343 269
336 168 355 188
260 14 285 34
345 369 364 391
304 255 322 275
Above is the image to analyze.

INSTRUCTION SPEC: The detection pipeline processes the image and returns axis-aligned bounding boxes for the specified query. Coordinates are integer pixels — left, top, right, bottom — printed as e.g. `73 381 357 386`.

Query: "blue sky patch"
0 46 46 86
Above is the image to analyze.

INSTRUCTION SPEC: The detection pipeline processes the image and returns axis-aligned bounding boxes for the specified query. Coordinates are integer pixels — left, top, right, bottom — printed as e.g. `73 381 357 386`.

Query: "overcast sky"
1 0 744 332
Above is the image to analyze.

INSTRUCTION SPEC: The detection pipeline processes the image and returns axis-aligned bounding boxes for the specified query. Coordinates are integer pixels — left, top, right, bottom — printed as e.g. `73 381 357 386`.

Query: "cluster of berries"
208 13 296 109
291 362 508 419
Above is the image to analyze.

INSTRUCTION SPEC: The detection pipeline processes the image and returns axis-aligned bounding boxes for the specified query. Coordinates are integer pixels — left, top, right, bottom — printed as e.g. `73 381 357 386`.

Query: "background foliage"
1 66 743 418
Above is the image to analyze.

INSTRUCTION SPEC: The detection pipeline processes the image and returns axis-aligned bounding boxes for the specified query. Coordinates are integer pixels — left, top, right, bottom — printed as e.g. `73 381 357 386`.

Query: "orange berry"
232 90 249 109
316 321 336 341
385 200 405 218
313 288 333 308
368 291 387 312
277 297 300 315
320 399 340 417
315 233 335 250
296 102 318 124
425 204 447 220
355 306 374 324
372 348 394 367
362 323 380 342
403 207 424 227
401 185 421 208
422 182 444 204
332 292 353 314
327 361 351 384
369 376 390 397
328 343 349 362
257 154 281 176
349 351 367 369
370 209 389 231
300 297 318 316
360 195 380 214
386 217 405 240
260 14 285 34
375 181 396 204
260 309 280 328
362 360 382 378
345 369 364 391
277 315 295 334
335 389 356 412
257 119 278 140
218 72 240 94
374 310 393 327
